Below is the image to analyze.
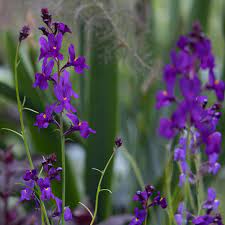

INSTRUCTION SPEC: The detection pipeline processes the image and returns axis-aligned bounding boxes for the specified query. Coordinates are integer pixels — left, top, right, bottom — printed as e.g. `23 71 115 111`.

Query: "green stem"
122 148 145 188
14 43 50 225
165 154 173 225
89 150 116 225
14 43 33 169
60 114 66 225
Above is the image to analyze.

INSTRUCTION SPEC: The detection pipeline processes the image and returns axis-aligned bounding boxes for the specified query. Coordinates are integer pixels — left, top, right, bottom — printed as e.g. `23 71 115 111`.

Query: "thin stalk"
14 43 50 225
14 43 33 169
165 154 173 225
89 150 116 225
60 114 66 225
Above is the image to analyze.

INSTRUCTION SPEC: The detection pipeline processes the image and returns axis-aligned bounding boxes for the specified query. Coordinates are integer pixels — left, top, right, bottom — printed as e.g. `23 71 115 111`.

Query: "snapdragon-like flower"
129 185 167 225
20 154 73 222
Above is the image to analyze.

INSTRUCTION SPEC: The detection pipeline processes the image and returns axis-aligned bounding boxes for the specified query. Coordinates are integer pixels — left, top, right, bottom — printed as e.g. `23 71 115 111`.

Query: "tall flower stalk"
156 22 224 224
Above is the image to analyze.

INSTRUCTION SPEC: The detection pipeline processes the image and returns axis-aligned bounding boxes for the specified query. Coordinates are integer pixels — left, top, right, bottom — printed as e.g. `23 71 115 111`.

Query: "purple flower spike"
33 59 54 90
34 104 55 129
64 207 73 221
68 44 89 74
129 208 147 225
19 25 30 42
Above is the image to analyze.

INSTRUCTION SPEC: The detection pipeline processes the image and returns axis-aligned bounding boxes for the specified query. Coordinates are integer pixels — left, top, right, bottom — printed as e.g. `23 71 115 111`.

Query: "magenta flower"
33 59 54 90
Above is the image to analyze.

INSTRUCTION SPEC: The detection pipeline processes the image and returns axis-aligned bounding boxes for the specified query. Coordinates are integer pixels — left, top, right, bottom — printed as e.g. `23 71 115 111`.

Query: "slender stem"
14 43 50 225
60 114 66 225
14 43 34 169
165 153 173 225
41 210 45 225
89 150 116 225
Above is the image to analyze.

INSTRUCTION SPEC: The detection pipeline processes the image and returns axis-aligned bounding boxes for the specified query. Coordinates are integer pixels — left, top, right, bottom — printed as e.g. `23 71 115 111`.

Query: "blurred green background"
0 0 225 224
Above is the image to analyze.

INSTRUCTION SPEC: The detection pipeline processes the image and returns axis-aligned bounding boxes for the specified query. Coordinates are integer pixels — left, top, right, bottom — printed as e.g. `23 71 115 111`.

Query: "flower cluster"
20 153 72 221
175 188 223 225
156 22 224 184
33 8 95 139
129 185 167 225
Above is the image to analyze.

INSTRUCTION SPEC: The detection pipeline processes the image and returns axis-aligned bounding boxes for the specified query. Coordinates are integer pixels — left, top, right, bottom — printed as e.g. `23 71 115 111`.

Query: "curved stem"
60 114 66 225
89 150 116 225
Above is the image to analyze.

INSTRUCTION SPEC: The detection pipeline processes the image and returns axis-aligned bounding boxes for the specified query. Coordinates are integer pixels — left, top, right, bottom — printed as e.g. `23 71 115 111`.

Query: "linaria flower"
19 25 30 42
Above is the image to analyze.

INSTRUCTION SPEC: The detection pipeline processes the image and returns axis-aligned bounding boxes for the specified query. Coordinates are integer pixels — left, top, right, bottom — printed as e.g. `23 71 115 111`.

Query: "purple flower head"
66 113 96 138
48 167 62 181
163 64 177 95
37 177 54 201
53 71 78 113
149 192 167 209
39 33 63 61
175 202 185 225
34 104 55 129
54 22 72 35
64 207 73 221
205 132 221 155
20 180 35 201
202 188 220 212
53 197 62 217
192 214 214 225
42 153 57 172
68 44 89 74
41 8 52 26
156 90 175 109
23 169 38 181
158 118 177 139
207 154 221 175
129 208 147 225
33 59 54 90
19 25 30 42
115 137 123 148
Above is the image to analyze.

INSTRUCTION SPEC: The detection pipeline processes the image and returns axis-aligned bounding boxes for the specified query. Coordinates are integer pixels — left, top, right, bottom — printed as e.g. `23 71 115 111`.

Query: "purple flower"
207 154 221 175
34 104 55 129
205 132 221 155
202 188 220 212
64 207 73 221
66 113 96 138
129 208 147 225
158 118 177 139
33 59 54 90
48 167 62 181
37 177 54 201
175 202 184 225
23 169 38 181
68 44 89 74
39 33 63 60
54 22 71 35
115 137 123 148
156 90 175 109
53 71 78 113
53 197 62 217
41 8 52 26
19 25 30 42
20 180 35 201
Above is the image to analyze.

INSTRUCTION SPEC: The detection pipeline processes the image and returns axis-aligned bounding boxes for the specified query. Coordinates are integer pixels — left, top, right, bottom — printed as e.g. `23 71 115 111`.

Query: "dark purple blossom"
54 22 72 35
115 137 123 148
19 25 30 42
39 33 63 60
20 180 35 201
23 169 38 181
33 59 54 90
68 44 89 74
66 113 96 138
34 104 55 129
129 208 147 225
41 8 52 26
37 177 54 201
